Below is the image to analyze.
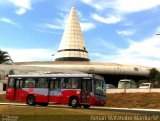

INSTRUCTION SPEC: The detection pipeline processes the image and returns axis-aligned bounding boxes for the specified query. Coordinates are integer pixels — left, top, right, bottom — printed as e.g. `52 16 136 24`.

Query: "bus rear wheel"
83 105 90 109
71 97 79 108
26 95 36 106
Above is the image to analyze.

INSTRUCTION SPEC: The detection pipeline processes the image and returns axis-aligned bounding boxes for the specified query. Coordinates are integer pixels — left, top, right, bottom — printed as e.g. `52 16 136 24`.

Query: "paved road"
0 102 160 115
0 91 5 94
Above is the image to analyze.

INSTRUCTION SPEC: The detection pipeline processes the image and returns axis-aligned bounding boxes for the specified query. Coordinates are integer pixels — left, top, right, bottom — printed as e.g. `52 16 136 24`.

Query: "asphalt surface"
0 91 5 94
0 102 160 115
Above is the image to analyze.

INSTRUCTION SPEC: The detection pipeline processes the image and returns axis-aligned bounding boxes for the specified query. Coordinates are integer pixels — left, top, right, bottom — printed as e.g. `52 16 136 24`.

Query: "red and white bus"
6 73 106 108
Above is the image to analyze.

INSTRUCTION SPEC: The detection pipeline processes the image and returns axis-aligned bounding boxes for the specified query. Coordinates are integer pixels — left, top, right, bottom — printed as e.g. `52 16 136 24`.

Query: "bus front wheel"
71 97 79 108
26 95 36 106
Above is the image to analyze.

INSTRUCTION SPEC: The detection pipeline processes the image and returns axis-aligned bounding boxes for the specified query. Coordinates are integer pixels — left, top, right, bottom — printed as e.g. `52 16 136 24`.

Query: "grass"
0 105 140 121
0 105 136 115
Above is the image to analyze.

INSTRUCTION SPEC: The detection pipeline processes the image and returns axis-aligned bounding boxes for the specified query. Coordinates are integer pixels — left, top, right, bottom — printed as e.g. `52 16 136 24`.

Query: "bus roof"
8 73 95 78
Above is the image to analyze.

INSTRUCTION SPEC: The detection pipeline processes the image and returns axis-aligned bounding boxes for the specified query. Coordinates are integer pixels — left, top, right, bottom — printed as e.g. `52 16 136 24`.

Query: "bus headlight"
76 91 80 94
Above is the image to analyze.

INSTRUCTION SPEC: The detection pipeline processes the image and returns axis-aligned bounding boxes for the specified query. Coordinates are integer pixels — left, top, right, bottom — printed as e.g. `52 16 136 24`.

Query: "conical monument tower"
55 6 90 61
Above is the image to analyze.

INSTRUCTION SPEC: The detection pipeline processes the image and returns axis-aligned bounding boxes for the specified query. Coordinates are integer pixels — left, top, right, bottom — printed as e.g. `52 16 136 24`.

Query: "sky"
0 0 160 68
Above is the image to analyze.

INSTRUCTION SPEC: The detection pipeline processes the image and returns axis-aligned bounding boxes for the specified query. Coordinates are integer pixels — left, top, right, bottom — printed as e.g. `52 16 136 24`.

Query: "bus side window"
87 80 92 92
50 78 60 90
60 78 66 88
50 80 55 90
24 78 35 88
14 78 24 89
60 78 72 89
66 78 71 88
54 80 59 89
8 78 15 88
19 80 23 88
62 78 79 89
16 80 20 89
70 78 79 89
36 78 48 88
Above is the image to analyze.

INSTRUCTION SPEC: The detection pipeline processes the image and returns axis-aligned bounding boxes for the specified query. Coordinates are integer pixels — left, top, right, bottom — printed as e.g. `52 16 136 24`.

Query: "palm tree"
0 49 13 64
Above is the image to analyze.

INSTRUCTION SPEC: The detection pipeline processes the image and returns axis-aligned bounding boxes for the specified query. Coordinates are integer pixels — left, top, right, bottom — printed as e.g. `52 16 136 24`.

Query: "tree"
149 68 160 81
0 49 13 64
9 69 15 75
149 68 160 87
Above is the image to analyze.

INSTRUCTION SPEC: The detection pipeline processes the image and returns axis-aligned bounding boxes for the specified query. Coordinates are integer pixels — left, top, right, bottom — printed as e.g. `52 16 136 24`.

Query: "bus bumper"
90 96 106 106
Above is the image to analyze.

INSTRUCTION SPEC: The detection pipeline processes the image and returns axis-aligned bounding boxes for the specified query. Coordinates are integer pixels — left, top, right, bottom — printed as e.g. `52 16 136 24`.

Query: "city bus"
6 73 106 108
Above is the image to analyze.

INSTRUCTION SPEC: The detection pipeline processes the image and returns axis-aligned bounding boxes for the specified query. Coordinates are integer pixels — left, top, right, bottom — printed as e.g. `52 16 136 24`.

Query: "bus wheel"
83 105 90 109
71 97 79 108
27 95 36 106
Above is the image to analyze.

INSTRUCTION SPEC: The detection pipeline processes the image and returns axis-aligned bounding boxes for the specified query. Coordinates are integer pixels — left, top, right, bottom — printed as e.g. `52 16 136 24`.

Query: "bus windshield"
94 79 106 96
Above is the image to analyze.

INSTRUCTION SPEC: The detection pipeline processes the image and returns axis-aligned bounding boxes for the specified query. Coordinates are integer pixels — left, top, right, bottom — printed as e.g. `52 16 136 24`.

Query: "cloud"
82 0 160 14
9 0 31 15
81 0 92 4
91 31 160 68
76 11 96 31
9 0 31 9
43 23 64 30
114 0 160 14
80 22 95 31
98 39 119 50
34 28 61 35
117 30 133 36
118 36 160 60
92 14 121 24
81 0 107 10
90 53 111 62
0 1 8 4
15 8 26 15
41 20 95 32
0 17 19 26
1 0 46 15
156 27 160 34
39 11 95 32
38 16 67 32
2 48 55 62
82 0 160 26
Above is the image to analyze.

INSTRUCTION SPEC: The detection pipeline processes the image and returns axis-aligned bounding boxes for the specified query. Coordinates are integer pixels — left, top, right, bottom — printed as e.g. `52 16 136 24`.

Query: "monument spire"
55 6 90 61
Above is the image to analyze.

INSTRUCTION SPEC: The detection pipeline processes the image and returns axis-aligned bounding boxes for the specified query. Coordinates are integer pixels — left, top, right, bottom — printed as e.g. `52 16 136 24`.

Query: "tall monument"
55 6 90 61
15 7 149 85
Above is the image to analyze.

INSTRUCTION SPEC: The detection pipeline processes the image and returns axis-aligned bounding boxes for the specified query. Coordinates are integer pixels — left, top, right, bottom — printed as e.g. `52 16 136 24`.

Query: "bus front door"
81 79 92 104
14 79 23 101
49 79 61 103
6 78 15 101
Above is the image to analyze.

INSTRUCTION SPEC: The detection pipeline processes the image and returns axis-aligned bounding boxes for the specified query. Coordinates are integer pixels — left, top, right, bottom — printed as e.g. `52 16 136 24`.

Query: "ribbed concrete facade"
55 7 90 61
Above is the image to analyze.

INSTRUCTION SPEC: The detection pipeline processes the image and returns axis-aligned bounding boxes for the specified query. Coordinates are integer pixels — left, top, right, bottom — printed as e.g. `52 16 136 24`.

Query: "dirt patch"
106 93 160 109
0 94 9 102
